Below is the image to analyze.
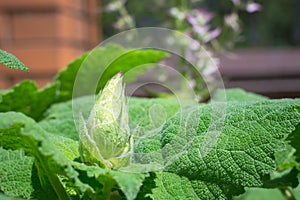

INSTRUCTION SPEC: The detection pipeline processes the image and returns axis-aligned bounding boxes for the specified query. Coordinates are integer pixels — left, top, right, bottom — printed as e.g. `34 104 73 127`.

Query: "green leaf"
110 170 149 200
0 148 34 199
55 44 168 102
274 144 298 171
49 134 79 161
128 97 197 133
140 99 300 199
235 184 300 200
212 88 268 102
54 53 88 102
262 168 299 189
0 49 28 71
39 96 196 141
0 192 26 200
38 98 82 140
150 172 244 200
287 123 300 163
99 48 168 88
73 162 148 200
0 80 57 121
0 112 91 199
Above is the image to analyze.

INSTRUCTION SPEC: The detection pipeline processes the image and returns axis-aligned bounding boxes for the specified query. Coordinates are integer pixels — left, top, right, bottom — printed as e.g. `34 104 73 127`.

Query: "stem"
103 179 116 200
47 173 71 200
40 160 71 200
27 132 71 200
35 151 71 200
279 187 296 200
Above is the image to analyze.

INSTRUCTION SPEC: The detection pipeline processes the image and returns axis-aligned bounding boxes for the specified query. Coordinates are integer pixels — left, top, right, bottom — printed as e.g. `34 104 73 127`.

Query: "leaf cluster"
1 46 300 200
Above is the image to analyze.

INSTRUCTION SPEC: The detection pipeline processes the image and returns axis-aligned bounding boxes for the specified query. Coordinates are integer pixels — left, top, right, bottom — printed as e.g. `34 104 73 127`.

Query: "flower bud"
79 73 132 169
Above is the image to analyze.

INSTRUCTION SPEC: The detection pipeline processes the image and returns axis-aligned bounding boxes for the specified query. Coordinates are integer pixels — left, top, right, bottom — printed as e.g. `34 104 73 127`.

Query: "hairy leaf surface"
0 49 28 71
137 99 300 199
212 88 268 102
0 148 34 199
0 81 57 121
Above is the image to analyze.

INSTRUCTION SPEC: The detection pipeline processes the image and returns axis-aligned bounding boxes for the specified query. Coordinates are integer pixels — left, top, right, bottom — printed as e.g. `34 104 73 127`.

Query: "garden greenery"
0 45 300 200
102 0 262 100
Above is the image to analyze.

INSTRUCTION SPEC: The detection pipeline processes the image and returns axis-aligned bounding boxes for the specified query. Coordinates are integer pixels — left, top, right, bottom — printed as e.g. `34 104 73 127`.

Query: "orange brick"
0 0 56 10
56 46 84 70
12 12 56 40
87 0 99 17
0 12 12 41
61 0 85 12
88 21 100 48
56 13 87 42
13 11 88 42
0 76 6 89
0 0 96 88
0 74 14 89
0 0 85 12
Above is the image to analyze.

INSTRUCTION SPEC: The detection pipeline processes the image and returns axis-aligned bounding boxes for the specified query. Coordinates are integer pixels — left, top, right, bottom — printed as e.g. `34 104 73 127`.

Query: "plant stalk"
279 187 296 200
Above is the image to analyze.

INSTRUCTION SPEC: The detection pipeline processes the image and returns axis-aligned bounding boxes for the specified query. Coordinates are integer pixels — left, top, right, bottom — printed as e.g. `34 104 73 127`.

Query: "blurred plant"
101 0 261 100
103 0 135 30
102 0 261 50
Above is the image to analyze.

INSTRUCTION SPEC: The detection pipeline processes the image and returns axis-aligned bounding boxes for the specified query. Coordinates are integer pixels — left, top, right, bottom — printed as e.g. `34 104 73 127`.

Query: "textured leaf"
0 112 91 199
38 98 82 140
73 162 148 200
212 88 268 102
0 148 34 199
137 99 300 199
49 134 79 161
39 96 195 141
150 172 244 200
0 80 57 121
128 97 197 133
0 49 28 71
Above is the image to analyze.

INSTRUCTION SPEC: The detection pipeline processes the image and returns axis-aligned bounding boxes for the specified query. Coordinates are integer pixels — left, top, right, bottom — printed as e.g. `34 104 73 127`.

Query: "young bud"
79 73 132 169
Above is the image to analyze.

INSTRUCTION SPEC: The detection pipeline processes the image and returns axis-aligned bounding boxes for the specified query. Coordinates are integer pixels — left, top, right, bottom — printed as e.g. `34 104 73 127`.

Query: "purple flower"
209 28 221 40
193 25 210 35
186 14 197 25
246 3 262 13
196 8 214 23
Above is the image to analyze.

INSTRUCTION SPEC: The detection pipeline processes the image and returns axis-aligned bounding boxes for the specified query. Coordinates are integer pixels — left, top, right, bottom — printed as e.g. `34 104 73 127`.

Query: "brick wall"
0 0 100 88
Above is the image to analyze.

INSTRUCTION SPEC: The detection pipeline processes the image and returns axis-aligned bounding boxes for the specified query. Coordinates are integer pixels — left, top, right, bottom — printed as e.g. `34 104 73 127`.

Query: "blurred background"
0 0 300 98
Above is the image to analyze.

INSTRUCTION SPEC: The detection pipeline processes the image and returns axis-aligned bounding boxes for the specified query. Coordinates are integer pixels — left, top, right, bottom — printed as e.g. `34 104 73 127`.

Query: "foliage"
55 44 168 102
1 48 300 200
101 0 262 100
0 49 28 71
238 0 300 47
101 0 261 50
